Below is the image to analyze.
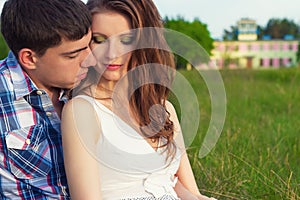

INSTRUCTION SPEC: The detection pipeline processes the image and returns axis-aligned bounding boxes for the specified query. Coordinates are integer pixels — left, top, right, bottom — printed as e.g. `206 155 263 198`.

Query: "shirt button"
25 139 31 145
36 90 43 95
46 112 52 117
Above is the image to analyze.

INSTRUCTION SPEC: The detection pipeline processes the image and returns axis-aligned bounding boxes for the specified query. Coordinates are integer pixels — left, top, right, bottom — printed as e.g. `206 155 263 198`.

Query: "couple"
0 0 216 199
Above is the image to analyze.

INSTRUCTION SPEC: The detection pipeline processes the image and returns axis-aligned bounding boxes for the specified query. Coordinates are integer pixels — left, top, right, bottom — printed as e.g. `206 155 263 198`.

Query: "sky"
1 0 300 39
151 0 300 39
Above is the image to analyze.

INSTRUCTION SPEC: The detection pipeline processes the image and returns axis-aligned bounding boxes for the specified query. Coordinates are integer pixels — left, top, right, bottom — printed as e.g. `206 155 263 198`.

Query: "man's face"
30 30 96 91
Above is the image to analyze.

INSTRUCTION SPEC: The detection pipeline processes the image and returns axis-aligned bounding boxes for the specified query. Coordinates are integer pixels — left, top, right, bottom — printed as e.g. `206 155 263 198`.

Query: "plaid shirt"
0 52 70 199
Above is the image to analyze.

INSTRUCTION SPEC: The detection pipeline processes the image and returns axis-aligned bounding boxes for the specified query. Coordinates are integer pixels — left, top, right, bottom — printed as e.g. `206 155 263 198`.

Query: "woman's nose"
105 40 120 60
81 47 97 68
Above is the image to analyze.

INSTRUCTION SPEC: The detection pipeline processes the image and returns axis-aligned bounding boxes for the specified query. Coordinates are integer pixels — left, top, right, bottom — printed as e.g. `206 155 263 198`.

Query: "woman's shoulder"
165 100 177 118
62 95 95 115
68 95 94 105
165 100 175 109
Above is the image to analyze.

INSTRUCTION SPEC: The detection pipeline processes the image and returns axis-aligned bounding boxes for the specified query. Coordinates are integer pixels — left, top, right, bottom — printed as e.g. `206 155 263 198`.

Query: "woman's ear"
18 48 38 70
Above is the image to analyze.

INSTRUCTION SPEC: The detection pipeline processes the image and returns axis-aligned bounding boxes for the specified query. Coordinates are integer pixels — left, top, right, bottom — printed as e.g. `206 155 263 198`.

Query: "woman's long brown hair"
87 0 177 159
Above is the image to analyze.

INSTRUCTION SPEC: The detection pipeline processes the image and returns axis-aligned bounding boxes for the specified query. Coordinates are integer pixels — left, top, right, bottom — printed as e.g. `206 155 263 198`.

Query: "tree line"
163 16 214 68
223 18 300 40
0 17 299 66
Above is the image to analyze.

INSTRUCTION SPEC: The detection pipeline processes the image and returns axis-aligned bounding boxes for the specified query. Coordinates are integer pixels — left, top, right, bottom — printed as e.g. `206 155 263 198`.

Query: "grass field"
171 68 300 200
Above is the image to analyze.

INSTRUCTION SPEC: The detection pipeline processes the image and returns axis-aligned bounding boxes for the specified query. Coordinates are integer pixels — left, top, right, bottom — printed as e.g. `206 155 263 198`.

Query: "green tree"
164 17 213 69
0 33 9 59
222 25 238 41
297 43 300 64
264 18 300 39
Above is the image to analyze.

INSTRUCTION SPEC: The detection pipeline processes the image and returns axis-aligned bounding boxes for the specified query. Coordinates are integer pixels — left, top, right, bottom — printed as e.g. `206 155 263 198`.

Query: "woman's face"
90 10 134 83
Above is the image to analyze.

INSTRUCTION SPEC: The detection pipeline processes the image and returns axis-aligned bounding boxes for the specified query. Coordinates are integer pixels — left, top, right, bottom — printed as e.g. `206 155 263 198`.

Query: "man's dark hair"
1 0 92 56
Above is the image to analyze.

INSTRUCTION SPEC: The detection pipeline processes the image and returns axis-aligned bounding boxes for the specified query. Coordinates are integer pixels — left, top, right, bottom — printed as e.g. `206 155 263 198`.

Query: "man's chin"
69 79 87 91
72 81 81 88
62 81 80 91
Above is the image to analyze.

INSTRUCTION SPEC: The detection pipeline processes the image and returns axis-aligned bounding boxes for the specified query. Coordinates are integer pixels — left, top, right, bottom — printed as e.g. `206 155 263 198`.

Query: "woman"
61 0 216 199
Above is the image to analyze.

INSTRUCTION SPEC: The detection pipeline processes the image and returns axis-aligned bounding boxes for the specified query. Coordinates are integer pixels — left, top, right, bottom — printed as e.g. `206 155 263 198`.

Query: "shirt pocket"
5 124 52 179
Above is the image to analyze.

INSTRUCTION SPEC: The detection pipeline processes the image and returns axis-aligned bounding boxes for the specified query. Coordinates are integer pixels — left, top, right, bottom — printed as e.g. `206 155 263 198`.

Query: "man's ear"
18 48 38 70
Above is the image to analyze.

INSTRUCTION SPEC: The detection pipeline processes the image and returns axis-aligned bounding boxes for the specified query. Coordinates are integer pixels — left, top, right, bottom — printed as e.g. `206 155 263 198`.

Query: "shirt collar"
58 89 70 103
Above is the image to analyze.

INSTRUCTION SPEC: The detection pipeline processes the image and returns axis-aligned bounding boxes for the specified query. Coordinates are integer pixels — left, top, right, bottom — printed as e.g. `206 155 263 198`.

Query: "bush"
0 33 9 60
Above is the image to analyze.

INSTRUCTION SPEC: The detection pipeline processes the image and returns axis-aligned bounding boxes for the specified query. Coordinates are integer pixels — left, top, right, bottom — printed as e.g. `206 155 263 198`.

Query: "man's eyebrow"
60 46 88 56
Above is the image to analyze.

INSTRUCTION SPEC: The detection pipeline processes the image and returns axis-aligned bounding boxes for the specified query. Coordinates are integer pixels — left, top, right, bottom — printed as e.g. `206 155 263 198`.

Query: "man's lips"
77 72 87 80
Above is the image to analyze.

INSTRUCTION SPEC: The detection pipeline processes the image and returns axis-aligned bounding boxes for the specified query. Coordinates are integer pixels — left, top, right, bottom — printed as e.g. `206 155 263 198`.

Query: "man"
0 0 96 199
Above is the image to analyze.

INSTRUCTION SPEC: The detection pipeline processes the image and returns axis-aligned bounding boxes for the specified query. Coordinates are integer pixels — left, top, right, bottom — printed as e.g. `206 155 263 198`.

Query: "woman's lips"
105 64 122 70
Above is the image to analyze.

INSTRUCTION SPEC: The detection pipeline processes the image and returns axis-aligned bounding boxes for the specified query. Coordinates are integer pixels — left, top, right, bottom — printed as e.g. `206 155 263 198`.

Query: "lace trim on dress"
121 194 180 200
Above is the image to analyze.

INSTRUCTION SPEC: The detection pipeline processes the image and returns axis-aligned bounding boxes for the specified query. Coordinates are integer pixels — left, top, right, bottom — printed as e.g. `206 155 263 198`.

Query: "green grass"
170 68 300 200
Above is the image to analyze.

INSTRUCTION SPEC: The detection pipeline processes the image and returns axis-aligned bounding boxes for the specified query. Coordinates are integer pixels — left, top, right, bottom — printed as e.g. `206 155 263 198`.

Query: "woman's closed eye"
120 35 134 45
91 33 134 46
92 35 107 44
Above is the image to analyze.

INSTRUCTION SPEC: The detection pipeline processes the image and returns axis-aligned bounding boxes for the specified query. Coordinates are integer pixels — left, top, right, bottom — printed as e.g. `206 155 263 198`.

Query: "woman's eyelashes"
91 34 134 45
92 35 107 44
120 35 134 45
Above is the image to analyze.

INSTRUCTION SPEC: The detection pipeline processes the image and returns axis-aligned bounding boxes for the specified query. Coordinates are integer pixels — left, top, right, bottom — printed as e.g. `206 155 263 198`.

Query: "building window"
281 58 292 67
261 58 270 67
272 43 280 51
292 43 298 51
280 58 283 66
248 44 251 51
272 58 280 68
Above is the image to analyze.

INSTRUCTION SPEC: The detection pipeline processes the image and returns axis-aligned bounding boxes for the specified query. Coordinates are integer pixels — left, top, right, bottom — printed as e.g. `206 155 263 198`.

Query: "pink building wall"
239 43 248 52
262 43 269 51
251 43 260 51
272 43 280 51
217 43 225 51
213 40 298 68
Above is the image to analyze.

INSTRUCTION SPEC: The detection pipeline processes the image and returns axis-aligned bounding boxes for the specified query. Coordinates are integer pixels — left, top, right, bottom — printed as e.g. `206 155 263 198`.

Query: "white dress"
75 95 182 200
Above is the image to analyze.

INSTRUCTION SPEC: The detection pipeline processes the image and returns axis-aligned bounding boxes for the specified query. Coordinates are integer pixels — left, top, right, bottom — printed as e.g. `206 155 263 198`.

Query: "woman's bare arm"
61 98 103 200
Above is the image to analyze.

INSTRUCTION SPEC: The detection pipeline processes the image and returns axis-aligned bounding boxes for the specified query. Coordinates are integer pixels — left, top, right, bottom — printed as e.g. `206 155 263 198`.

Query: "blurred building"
211 18 299 69
237 18 258 41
